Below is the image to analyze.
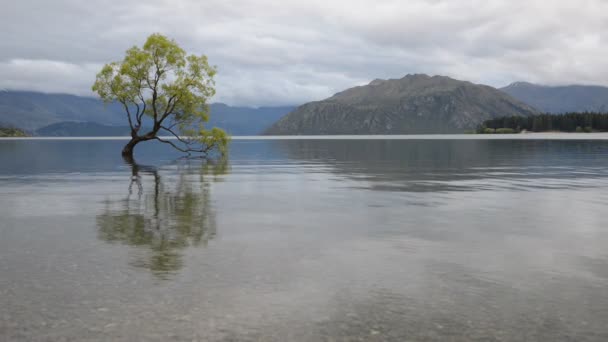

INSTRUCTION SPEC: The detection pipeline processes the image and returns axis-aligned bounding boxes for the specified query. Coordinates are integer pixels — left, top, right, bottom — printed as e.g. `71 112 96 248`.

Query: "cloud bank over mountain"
2 0 608 106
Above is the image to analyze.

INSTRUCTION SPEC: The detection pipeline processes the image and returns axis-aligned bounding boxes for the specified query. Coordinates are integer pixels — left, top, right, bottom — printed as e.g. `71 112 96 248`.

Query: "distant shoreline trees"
0 126 28 137
478 112 608 133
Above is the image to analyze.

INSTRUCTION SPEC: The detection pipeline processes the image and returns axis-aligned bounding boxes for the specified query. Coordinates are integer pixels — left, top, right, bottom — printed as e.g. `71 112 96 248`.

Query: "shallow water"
1 138 608 341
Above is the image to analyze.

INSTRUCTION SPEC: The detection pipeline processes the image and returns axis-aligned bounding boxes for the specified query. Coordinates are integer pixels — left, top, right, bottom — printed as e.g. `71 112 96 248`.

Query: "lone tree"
92 33 228 159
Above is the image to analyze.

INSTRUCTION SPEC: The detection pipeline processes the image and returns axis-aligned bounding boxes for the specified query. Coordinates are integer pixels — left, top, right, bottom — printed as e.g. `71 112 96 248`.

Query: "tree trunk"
122 137 141 159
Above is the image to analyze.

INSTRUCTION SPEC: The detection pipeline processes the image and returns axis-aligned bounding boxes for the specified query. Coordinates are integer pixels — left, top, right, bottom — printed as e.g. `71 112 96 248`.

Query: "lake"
1 136 608 341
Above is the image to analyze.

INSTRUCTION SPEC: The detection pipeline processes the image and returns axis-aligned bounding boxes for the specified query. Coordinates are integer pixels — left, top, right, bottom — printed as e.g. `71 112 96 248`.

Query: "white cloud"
0 59 102 95
1 0 608 106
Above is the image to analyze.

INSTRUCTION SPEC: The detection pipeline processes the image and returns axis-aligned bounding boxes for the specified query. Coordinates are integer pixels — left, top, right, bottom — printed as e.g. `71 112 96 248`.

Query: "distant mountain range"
501 82 608 113
205 103 294 135
0 90 294 136
266 74 538 134
0 91 125 132
4 78 608 136
35 122 133 137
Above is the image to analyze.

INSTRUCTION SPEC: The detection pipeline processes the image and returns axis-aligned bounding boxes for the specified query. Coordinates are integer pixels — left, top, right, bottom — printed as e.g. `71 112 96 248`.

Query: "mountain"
206 103 294 135
0 90 124 131
35 122 133 137
501 82 608 113
265 74 538 135
0 90 294 135
34 103 294 136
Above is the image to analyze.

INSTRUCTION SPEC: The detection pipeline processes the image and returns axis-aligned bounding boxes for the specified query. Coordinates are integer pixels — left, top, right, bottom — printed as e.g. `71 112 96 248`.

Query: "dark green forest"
479 113 608 133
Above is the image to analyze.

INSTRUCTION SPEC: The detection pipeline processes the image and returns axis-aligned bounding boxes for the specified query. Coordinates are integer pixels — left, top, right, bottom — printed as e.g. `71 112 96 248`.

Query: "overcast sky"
1 0 608 106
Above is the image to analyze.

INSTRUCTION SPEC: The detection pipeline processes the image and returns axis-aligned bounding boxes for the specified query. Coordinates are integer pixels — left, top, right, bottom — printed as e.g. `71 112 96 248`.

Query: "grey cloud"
1 0 608 106
0 59 102 95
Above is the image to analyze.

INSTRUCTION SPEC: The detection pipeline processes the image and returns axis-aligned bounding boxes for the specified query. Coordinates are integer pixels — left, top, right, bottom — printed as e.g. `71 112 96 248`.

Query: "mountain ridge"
501 82 608 113
266 74 539 135
0 90 294 135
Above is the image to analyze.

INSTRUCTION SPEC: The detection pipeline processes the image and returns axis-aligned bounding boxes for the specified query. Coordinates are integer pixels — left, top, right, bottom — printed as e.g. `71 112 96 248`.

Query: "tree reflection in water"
96 157 229 279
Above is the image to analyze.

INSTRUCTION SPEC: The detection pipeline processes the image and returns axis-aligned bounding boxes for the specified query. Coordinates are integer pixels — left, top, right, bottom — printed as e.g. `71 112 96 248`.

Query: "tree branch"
158 95 180 125
154 136 190 154
136 92 147 126
162 94 178 116
165 119 179 130
151 49 164 125
160 125 190 145
152 86 158 124
133 102 141 130
154 136 212 156
120 101 135 132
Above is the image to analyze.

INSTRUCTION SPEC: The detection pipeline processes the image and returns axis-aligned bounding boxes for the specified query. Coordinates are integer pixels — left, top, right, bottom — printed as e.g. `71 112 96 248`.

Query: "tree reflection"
96 156 229 279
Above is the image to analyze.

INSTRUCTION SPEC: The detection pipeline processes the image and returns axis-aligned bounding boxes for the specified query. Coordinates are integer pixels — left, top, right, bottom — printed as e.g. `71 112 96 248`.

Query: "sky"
1 0 608 106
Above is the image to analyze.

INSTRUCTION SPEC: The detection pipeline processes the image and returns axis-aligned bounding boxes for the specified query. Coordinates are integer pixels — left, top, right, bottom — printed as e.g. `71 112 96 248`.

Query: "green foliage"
479 112 608 133
92 33 228 156
495 128 516 134
199 127 230 156
0 127 28 137
476 126 499 134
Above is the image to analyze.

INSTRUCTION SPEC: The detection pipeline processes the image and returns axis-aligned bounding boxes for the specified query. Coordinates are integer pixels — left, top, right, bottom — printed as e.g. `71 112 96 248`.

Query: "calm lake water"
2 136 608 341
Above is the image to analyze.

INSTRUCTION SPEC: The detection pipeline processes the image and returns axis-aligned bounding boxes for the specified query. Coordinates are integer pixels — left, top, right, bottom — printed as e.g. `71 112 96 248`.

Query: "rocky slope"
265 74 539 134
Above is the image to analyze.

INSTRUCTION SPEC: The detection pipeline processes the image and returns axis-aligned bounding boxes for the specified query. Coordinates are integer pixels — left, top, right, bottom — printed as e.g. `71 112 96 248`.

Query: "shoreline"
2 133 608 141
